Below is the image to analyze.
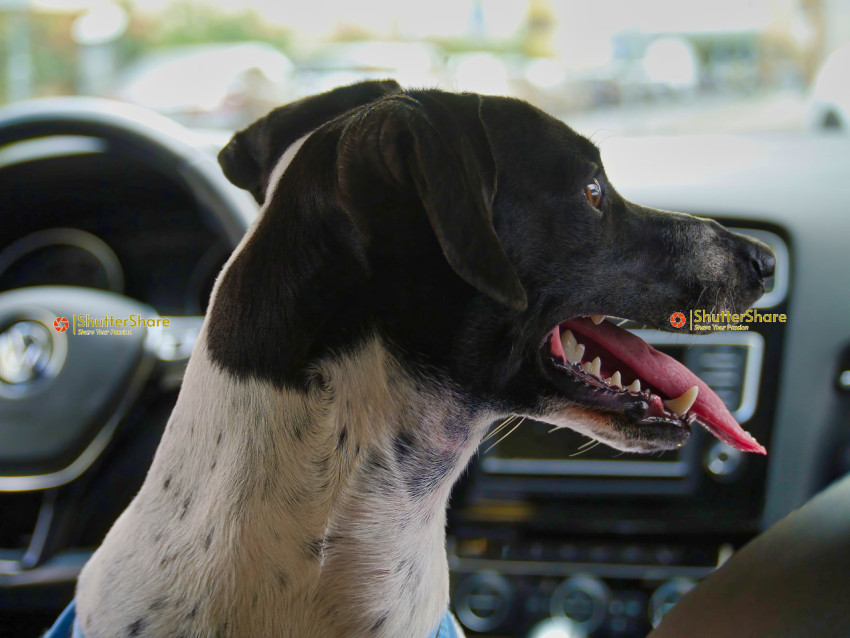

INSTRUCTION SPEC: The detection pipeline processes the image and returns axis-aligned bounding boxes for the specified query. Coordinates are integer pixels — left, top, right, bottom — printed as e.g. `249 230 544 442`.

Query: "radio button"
704 440 746 481
454 572 513 633
649 579 696 628
550 575 610 633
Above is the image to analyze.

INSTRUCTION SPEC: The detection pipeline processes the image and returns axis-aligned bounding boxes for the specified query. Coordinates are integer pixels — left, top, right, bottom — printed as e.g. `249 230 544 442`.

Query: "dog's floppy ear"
218 79 402 203
345 93 528 311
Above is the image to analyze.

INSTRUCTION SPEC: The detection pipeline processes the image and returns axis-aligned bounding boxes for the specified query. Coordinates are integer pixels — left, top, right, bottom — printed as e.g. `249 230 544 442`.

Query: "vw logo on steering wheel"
0 320 55 385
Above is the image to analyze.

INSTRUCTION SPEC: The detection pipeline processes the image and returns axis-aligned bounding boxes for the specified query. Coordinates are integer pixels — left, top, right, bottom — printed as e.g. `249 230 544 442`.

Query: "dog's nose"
745 239 776 281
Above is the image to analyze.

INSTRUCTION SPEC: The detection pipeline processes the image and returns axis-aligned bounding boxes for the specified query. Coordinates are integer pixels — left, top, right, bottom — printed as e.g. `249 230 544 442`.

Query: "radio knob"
526 617 588 638
704 440 746 481
454 572 513 633
549 575 609 633
648 578 696 628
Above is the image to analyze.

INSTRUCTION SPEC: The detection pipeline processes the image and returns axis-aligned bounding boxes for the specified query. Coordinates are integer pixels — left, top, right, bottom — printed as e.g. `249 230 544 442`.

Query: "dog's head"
211 80 774 455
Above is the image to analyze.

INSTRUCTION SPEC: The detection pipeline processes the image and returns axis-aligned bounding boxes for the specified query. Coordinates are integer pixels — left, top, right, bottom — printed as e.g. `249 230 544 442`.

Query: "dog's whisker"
482 418 513 444
578 437 599 450
570 440 601 457
483 417 526 454
589 129 614 146
695 285 708 310
481 415 517 444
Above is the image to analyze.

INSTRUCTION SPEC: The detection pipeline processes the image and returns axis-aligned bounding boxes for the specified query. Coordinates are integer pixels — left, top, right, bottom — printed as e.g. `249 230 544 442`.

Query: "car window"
2 0 847 136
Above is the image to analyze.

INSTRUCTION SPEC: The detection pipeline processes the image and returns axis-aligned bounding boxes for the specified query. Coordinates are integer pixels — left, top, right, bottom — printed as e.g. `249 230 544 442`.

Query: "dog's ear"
218 79 402 203
342 93 528 312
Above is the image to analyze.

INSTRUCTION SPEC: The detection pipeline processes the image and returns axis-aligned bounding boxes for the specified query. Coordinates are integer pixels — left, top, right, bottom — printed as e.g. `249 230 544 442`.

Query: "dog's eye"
585 179 603 208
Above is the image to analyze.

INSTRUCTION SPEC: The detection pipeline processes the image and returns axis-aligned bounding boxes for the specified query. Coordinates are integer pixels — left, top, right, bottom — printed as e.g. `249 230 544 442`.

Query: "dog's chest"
75 339 480 637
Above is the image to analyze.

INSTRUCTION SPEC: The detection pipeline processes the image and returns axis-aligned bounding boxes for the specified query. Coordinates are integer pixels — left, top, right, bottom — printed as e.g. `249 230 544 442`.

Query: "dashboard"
0 100 849 638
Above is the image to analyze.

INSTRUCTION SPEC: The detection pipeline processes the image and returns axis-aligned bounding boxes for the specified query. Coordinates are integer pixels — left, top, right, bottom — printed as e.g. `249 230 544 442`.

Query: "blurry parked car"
291 41 446 98
807 41 850 131
113 42 294 129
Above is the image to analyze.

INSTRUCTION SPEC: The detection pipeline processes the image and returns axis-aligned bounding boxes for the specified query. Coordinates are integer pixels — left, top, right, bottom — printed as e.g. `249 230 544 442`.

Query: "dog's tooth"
610 371 622 388
590 314 607 325
573 343 585 364
627 379 641 392
663 386 699 416
561 330 582 364
582 361 592 373
561 329 577 352
564 343 584 364
589 356 601 377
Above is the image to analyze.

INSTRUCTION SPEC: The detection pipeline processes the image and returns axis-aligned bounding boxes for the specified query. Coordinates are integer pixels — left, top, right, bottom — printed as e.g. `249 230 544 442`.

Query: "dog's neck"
77 335 489 637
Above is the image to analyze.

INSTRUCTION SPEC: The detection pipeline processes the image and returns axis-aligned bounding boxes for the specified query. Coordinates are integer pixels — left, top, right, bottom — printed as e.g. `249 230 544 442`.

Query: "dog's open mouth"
542 316 765 454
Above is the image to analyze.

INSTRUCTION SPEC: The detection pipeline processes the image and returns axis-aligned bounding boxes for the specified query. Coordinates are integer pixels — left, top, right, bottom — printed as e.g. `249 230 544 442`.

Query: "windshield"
2 0 848 137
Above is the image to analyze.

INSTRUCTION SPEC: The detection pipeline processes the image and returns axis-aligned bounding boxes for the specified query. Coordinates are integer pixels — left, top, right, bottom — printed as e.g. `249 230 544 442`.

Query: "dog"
70 80 774 637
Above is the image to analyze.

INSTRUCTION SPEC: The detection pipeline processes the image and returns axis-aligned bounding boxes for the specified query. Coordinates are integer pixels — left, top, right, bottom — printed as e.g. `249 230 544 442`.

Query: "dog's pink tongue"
563 318 766 454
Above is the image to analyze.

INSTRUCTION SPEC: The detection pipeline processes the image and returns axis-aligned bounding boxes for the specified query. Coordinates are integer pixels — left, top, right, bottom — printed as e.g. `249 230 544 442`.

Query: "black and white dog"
73 80 774 637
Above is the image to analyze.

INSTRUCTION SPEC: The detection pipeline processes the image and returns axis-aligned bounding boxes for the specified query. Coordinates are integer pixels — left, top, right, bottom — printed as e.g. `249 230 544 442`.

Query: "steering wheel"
0 98 254 575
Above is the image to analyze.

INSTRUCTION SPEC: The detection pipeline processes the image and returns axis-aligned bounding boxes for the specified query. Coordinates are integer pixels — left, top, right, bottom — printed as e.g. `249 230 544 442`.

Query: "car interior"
1 2 849 637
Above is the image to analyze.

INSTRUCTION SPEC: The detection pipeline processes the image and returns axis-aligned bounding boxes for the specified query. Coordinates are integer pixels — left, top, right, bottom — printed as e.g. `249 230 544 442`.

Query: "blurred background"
2 0 850 137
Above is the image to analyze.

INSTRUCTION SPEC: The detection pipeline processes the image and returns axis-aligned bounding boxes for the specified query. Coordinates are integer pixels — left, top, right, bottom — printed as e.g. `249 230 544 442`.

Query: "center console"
446 225 789 637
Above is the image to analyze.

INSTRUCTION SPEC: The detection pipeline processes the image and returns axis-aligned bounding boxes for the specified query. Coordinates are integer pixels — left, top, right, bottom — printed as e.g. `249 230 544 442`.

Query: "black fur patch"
303 538 323 560
149 596 168 611
370 613 388 632
365 450 391 474
290 414 311 441
392 430 415 465
179 496 192 520
128 617 146 636
275 567 289 590
324 533 341 548
405 450 458 499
